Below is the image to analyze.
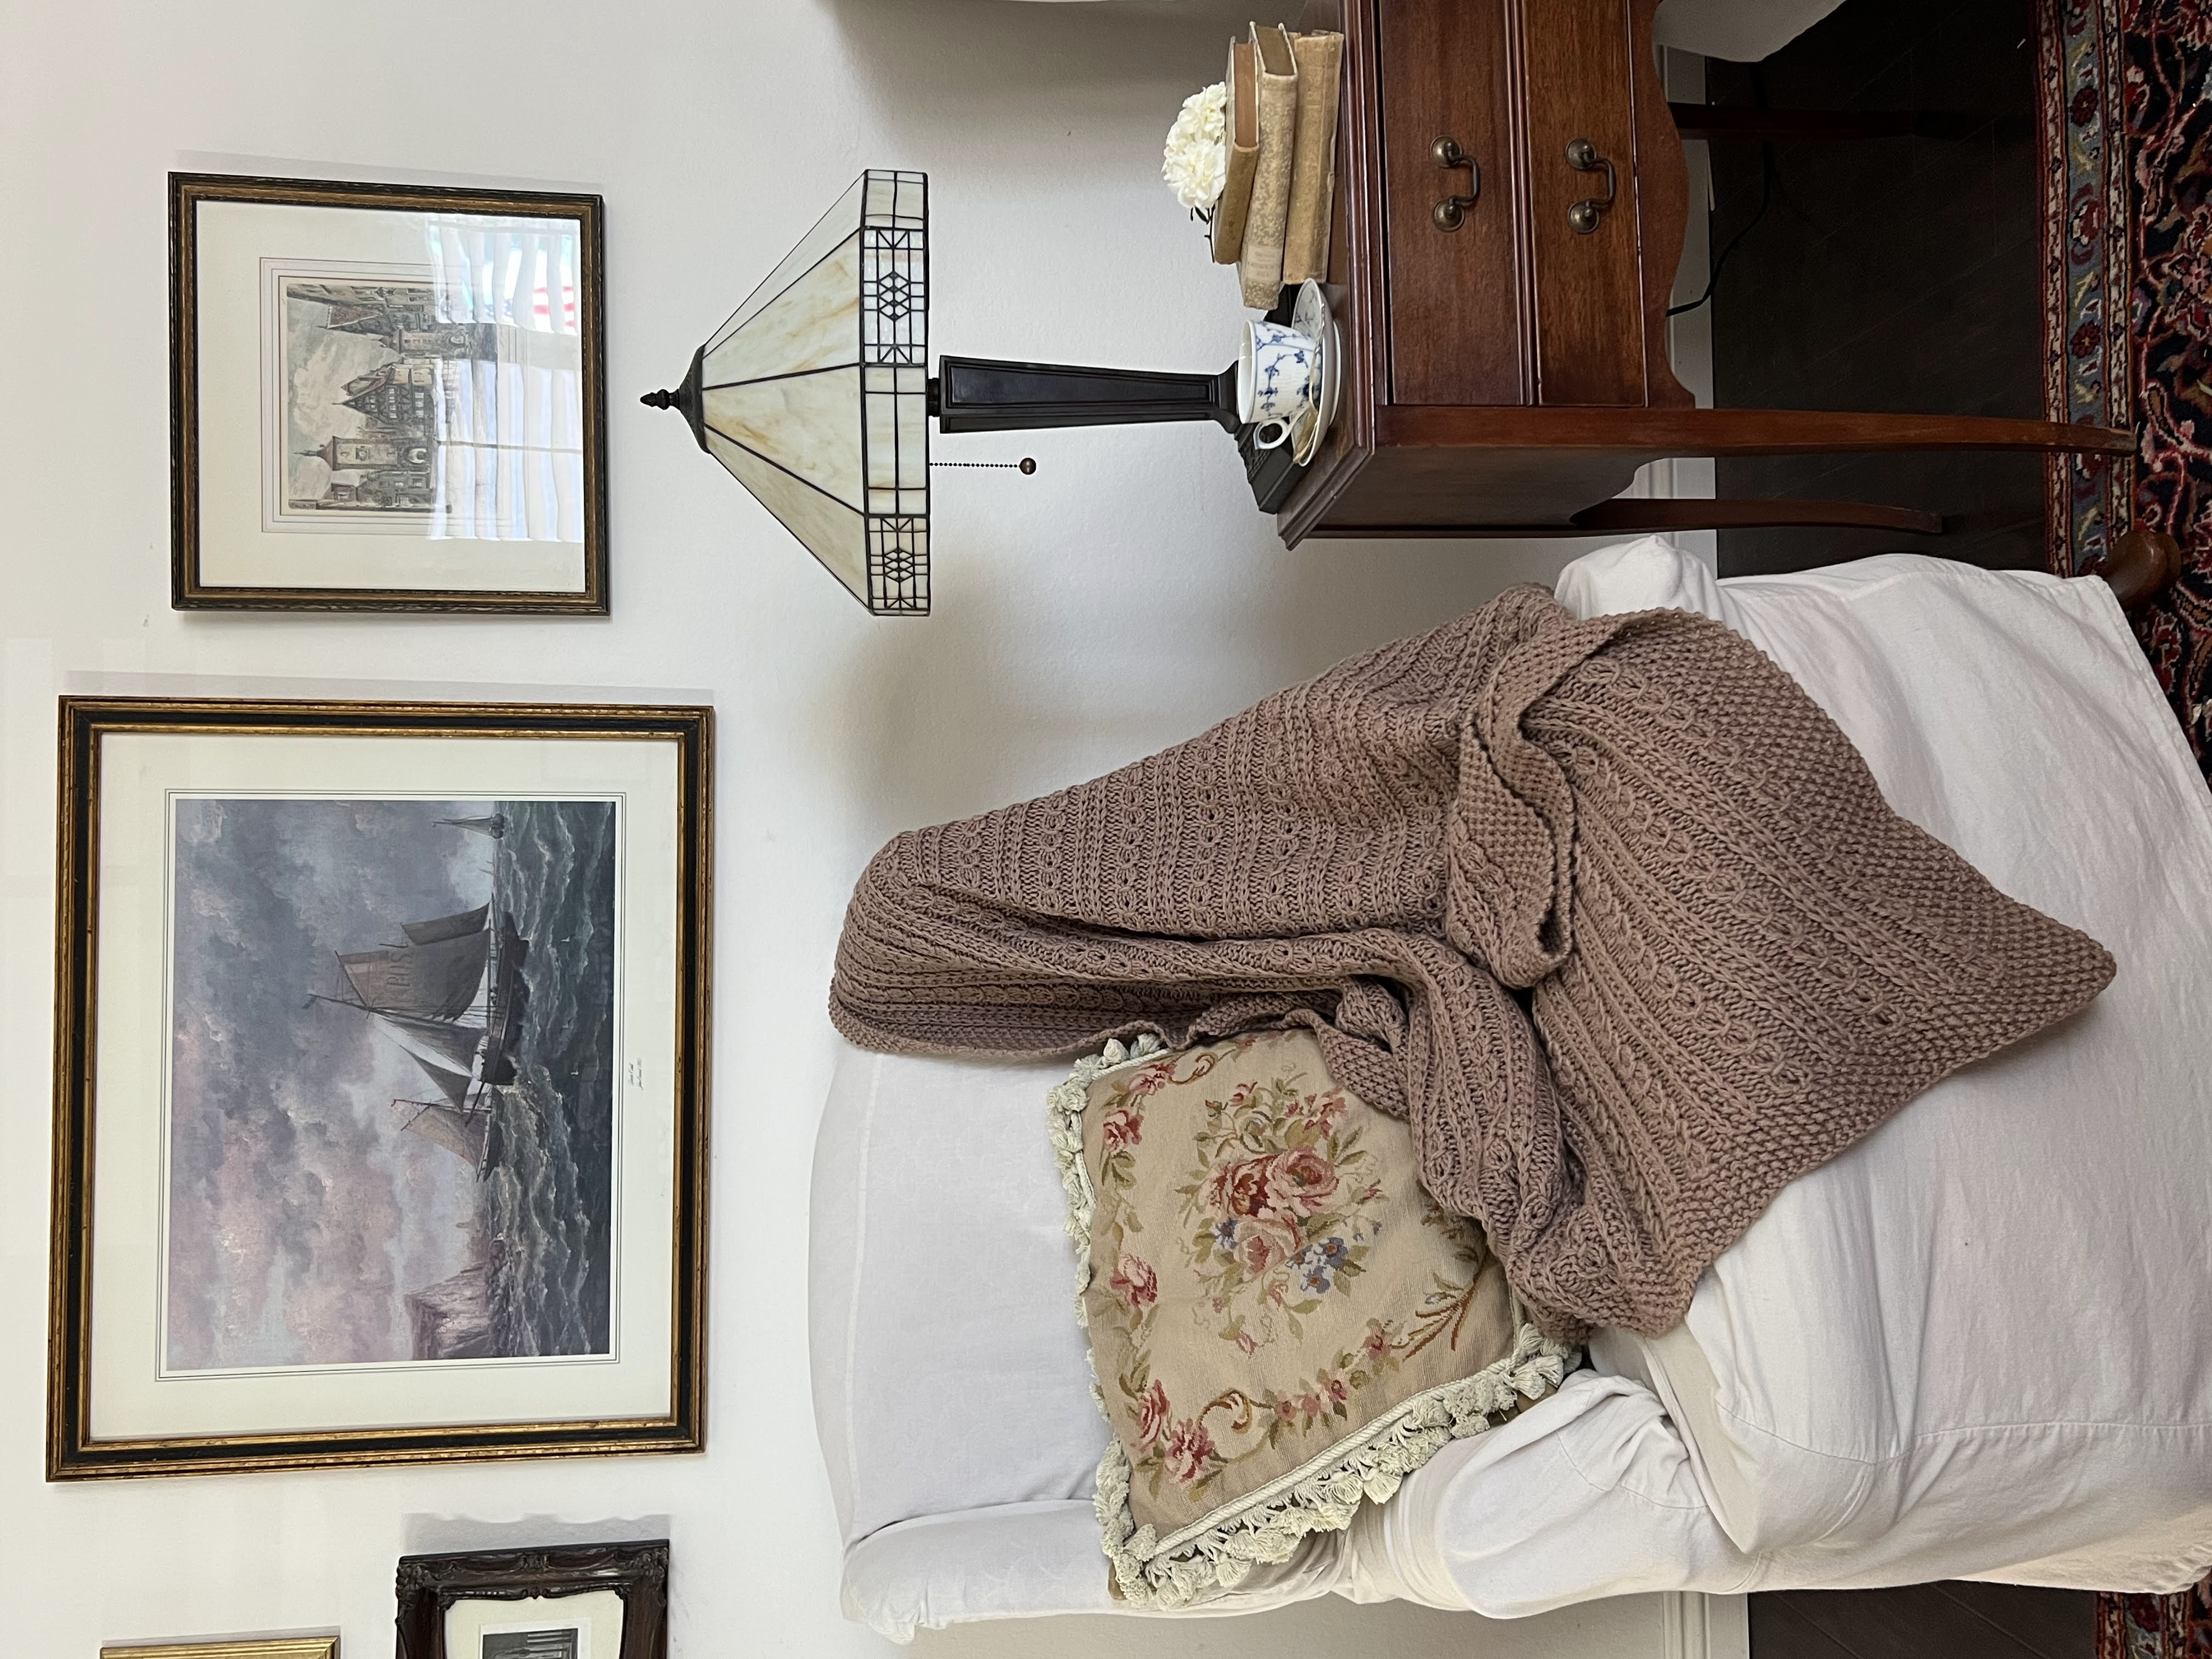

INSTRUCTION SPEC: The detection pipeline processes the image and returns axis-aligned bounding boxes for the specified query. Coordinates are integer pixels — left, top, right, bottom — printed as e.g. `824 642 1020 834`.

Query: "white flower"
1163 82 1229 213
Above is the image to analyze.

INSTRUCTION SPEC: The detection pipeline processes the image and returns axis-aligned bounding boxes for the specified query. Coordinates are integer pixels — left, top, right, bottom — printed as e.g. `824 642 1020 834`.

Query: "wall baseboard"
1666 1592 1752 1659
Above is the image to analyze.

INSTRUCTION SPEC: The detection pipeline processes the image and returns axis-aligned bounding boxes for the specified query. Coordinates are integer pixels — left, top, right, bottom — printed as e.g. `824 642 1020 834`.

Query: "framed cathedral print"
49 698 710 1477
169 173 608 612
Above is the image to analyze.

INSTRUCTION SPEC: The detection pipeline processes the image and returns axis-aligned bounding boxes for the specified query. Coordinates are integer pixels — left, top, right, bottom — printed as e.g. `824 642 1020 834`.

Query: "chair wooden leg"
2102 527 2185 611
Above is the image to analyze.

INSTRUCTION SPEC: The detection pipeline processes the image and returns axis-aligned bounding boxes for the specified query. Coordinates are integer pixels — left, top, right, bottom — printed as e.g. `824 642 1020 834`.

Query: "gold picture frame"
170 173 610 613
102 1643 337 1659
50 698 712 1478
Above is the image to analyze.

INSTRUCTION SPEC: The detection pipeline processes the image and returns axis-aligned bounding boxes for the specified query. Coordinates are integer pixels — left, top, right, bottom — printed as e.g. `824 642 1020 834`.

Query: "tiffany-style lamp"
644 171 1239 615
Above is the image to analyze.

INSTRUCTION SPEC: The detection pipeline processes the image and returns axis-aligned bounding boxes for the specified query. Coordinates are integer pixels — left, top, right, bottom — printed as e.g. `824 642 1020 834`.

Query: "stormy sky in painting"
166 798 498 1370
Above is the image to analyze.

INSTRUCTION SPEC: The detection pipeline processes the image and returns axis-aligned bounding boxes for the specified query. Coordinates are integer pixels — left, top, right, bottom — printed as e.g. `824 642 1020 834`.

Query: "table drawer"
1376 0 1525 406
1520 0 1646 405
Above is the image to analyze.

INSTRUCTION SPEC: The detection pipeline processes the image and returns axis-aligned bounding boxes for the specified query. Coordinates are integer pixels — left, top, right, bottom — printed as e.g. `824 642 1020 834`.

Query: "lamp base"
930 357 1240 435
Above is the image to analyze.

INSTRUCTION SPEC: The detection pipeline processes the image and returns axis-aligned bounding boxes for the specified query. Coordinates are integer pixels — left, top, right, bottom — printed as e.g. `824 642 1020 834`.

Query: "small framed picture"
101 1643 337 1659
49 698 710 1477
170 172 607 612
396 1542 667 1659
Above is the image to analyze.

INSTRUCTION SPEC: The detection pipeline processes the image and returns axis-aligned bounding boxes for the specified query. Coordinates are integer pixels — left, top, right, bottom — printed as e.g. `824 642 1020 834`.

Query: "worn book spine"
1237 22 1299 308
1282 31 1344 285
1210 35 1260 265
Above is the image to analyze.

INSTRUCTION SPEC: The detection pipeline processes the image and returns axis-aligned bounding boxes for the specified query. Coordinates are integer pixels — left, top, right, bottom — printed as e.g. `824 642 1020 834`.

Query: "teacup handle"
1252 418 1294 450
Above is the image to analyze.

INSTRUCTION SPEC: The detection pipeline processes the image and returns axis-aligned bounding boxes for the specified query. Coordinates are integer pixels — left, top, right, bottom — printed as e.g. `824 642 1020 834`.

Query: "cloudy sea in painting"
163 796 616 1372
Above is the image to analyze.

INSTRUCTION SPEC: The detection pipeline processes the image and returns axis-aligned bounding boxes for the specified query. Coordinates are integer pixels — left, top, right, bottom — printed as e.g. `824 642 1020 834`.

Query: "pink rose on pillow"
1100 1105 1144 1153
1111 1253 1159 1312
1127 1064 1171 1097
1236 1220 1302 1278
1294 1088 1347 1131
1238 1227 1285 1277
1135 1379 1170 1449
1161 1418 1216 1483
1205 1155 1277 1221
1206 1147 1340 1225
1261 1146 1340 1217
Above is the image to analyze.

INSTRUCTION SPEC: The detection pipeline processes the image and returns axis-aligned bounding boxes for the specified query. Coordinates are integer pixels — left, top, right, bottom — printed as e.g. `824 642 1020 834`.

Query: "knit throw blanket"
830 589 2115 1338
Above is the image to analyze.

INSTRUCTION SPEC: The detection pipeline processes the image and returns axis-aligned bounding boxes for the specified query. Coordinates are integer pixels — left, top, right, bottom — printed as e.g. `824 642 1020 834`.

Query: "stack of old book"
1210 23 1344 309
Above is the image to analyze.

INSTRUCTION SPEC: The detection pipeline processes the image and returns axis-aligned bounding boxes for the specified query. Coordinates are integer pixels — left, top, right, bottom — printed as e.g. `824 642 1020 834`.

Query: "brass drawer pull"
1431 136 1480 230
1565 137 1617 234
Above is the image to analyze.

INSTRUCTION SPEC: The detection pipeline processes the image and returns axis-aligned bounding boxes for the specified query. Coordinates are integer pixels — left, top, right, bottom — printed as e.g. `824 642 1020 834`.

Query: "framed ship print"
49 698 710 1477
170 173 608 612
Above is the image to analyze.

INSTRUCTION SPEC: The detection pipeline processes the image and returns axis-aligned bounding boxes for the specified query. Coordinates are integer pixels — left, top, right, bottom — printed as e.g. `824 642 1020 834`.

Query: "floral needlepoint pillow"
1049 1029 1574 1609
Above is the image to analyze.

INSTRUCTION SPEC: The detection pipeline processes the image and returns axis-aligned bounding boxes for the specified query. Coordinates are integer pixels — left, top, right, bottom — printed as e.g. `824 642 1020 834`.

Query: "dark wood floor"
1704 0 2047 575
1753 1583 2095 1658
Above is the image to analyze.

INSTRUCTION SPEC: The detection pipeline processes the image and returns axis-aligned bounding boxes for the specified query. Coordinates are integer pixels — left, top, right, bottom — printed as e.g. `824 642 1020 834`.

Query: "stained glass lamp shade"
647 169 1242 617
645 171 931 613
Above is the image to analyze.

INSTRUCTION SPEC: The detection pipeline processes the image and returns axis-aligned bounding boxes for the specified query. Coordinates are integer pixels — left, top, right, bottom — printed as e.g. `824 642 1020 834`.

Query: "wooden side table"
1277 0 2133 546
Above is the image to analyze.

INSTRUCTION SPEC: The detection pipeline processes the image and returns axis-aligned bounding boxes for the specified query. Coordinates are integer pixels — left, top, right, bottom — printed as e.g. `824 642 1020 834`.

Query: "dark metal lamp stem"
929 357 1241 435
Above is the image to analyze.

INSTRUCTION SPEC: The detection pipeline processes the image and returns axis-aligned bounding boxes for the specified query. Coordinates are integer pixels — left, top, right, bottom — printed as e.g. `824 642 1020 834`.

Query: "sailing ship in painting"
163 793 618 1374
311 898 529 1178
303 800 614 1364
313 884 535 1362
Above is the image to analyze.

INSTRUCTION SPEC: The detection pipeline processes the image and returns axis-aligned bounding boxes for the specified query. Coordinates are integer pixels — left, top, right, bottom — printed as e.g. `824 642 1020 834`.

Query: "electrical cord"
1669 66 1780 320
1669 137 1778 317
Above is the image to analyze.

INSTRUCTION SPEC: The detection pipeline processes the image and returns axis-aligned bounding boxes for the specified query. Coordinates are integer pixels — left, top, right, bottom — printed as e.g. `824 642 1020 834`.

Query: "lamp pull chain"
929 458 1038 473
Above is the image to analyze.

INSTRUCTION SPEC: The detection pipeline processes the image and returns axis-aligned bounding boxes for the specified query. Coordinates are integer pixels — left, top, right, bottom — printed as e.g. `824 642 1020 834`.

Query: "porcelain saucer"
1289 281 1342 465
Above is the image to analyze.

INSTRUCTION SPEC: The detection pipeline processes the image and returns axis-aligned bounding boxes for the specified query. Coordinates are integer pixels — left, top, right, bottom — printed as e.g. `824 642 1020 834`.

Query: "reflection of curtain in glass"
424 222 585 542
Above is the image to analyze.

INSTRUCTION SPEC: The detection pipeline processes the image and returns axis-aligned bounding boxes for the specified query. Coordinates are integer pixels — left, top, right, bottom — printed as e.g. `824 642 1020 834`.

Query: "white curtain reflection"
425 221 585 543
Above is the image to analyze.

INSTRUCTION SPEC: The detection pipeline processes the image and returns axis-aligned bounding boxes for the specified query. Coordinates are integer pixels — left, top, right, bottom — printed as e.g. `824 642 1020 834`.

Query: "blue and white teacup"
1239 319 1320 451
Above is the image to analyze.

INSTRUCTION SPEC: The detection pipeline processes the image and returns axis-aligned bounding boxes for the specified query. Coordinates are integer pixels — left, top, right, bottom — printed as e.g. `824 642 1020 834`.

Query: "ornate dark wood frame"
395 1541 669 1659
168 172 610 614
48 698 712 1478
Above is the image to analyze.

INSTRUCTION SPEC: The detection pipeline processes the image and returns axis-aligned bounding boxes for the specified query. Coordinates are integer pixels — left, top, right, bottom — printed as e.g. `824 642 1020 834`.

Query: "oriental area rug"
2040 0 2212 774
2040 8 2212 1637
2096 1579 2212 1659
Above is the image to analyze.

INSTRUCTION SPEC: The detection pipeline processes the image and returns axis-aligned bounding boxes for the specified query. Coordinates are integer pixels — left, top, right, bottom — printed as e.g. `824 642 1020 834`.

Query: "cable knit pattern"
830 588 2116 1337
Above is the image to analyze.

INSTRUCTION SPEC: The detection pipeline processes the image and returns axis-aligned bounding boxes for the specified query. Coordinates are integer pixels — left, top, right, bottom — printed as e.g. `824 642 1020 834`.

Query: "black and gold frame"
170 173 608 613
49 697 709 1477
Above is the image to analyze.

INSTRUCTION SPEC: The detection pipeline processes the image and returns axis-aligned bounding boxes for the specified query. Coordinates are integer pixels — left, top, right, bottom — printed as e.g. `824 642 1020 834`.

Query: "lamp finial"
640 388 681 411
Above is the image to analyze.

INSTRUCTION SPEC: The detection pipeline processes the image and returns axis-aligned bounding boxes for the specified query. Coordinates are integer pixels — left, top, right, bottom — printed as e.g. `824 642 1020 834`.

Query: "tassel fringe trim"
1048 1037 1578 1611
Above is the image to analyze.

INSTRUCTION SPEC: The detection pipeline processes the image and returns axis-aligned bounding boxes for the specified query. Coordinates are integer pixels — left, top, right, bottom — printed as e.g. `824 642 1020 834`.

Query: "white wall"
0 1 1619 1651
